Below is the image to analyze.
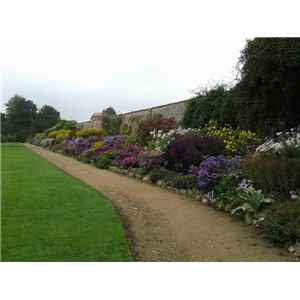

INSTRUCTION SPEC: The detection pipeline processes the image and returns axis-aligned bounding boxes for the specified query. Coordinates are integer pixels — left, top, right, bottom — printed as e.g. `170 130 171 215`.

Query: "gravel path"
24 143 294 262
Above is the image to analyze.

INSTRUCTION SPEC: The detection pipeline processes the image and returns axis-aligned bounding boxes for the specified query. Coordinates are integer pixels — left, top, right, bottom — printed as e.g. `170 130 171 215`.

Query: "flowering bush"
138 151 166 171
48 130 71 143
165 136 225 172
204 120 258 156
91 146 110 161
92 141 107 149
121 157 139 169
137 115 178 145
149 126 203 152
75 128 106 138
189 155 245 189
254 127 300 158
104 135 127 147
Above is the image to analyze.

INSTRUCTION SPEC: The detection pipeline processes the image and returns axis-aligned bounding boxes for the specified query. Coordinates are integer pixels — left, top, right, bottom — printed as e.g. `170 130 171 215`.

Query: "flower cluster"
121 157 139 168
149 126 202 151
138 151 166 170
165 136 225 171
204 120 258 156
104 135 127 147
255 128 300 158
75 128 106 139
189 155 245 189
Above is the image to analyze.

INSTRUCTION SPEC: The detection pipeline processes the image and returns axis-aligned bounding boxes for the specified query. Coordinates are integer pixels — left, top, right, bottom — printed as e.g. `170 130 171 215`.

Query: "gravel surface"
24 143 295 262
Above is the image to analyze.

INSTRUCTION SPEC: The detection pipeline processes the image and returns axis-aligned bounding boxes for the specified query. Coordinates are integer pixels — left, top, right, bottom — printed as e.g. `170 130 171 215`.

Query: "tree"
105 107 117 116
234 38 300 136
31 105 61 133
182 83 237 129
5 94 37 142
1 112 8 135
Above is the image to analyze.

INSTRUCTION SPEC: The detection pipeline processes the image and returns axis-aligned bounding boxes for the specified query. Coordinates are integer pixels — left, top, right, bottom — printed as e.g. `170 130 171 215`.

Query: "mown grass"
1 144 132 262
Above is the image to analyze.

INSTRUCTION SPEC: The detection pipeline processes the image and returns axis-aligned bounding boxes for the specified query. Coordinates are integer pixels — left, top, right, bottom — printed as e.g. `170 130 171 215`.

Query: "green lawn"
1 143 132 262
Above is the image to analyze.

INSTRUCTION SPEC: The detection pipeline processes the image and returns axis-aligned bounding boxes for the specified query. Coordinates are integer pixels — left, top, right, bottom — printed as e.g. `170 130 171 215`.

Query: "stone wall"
76 99 189 131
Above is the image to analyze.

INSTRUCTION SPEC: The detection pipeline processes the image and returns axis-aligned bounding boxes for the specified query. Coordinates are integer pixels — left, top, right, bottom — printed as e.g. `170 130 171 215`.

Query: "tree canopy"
182 38 300 137
234 38 300 136
2 94 62 142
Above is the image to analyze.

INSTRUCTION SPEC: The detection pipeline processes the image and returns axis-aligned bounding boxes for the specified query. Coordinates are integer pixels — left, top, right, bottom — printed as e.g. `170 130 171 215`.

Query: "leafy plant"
165 136 225 172
137 115 178 146
244 154 300 197
138 151 166 171
231 189 274 225
261 201 300 246
75 128 106 139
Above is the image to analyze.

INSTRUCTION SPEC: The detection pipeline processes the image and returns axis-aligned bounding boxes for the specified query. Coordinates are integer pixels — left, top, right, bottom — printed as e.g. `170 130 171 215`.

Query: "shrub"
189 155 245 190
91 146 110 161
149 168 177 184
124 135 141 147
94 149 119 169
254 127 300 159
149 126 204 152
121 157 139 169
75 128 106 139
52 120 77 131
204 120 259 157
244 155 300 197
137 115 178 146
104 135 127 147
165 136 225 172
138 151 166 171
48 130 70 139
261 201 300 246
92 141 107 149
1 134 6 143
149 168 198 190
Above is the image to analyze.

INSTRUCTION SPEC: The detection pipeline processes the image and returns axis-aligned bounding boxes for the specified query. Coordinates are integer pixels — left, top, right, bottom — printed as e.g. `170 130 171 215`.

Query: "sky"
1 37 249 122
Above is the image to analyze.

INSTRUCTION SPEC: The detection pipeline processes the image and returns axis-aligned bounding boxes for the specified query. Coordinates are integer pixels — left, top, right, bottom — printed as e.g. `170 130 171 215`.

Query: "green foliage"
31 105 61 133
231 189 274 225
261 201 300 246
121 123 132 135
52 120 77 131
244 155 300 197
105 107 117 116
182 83 237 129
149 168 198 190
102 115 122 135
234 38 300 137
4 94 37 142
94 149 119 169
1 134 6 143
137 115 178 146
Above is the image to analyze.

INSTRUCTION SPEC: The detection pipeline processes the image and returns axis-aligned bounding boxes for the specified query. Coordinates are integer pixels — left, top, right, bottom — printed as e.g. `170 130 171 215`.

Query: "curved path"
24 144 294 262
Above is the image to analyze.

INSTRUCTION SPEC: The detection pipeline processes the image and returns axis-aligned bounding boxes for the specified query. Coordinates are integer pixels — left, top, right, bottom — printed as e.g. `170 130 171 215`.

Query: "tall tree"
5 94 37 142
105 107 117 116
31 105 61 133
234 38 300 136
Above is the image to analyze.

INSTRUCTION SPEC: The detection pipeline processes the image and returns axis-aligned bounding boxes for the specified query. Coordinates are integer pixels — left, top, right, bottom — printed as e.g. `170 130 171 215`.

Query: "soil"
24 143 295 262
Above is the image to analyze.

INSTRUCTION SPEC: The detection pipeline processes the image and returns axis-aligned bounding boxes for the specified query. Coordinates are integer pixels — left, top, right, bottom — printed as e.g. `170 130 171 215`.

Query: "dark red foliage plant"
165 136 225 172
137 116 178 146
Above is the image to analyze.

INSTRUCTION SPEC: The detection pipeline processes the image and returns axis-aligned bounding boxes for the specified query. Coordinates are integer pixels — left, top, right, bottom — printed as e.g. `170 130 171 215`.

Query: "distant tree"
5 94 37 142
31 105 61 133
234 38 300 136
1 112 8 135
105 107 117 116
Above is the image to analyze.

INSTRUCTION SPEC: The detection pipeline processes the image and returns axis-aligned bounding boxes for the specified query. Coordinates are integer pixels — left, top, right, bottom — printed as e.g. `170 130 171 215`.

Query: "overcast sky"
1 37 250 122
